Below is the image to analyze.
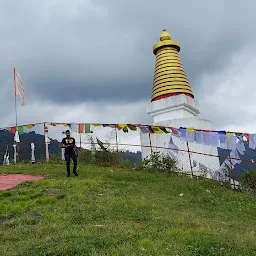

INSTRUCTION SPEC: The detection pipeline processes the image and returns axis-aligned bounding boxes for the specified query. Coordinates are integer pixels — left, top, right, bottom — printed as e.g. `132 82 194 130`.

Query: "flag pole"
13 67 18 164
13 67 18 126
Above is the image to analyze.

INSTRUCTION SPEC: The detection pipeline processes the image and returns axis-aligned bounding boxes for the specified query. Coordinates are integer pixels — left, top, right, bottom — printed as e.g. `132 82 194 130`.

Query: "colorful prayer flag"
25 124 34 129
159 126 170 133
84 124 91 133
18 126 24 135
186 128 195 143
218 131 227 149
127 124 137 131
179 127 187 141
78 123 84 133
10 127 17 134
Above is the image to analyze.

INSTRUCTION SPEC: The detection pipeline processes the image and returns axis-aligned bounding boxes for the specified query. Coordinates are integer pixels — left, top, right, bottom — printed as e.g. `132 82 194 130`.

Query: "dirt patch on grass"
0 174 46 191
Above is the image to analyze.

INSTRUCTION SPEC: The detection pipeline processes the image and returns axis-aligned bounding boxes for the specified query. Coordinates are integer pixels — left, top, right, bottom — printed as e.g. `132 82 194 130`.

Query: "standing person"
61 130 78 177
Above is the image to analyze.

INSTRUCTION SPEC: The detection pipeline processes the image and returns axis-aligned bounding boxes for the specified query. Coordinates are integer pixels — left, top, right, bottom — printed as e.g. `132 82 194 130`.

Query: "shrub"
240 171 256 195
93 150 123 167
140 151 178 173
77 149 123 167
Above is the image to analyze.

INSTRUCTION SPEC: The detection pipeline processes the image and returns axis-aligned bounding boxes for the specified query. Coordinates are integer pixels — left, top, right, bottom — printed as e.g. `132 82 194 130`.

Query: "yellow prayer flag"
119 124 127 129
152 126 164 134
25 124 34 129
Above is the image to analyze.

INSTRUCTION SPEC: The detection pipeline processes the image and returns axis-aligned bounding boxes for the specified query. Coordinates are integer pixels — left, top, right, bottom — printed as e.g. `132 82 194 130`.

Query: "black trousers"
65 152 77 174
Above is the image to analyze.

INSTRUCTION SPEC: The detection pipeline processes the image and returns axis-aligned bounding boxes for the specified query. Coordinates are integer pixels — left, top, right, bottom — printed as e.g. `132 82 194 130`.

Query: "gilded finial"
160 29 171 41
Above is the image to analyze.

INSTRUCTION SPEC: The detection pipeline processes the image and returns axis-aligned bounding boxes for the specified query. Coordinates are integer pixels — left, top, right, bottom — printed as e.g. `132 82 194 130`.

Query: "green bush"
93 150 123 167
77 149 123 167
240 171 256 195
141 151 178 173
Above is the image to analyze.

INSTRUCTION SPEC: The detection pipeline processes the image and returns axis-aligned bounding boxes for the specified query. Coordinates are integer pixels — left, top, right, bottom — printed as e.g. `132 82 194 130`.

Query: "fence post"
115 127 119 152
226 139 235 189
31 142 35 164
186 141 193 177
148 127 153 154
13 144 17 164
44 123 49 161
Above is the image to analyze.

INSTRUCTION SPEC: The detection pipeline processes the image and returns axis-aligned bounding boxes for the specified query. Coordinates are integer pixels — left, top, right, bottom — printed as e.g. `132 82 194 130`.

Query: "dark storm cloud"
1 0 256 106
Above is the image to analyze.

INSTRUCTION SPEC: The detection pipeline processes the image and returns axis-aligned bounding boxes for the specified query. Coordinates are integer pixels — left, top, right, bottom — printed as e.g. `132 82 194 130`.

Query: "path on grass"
0 174 45 191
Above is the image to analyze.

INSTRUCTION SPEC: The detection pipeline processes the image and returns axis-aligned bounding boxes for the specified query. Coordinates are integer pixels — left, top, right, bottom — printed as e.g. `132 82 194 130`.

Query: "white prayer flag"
249 134 256 149
70 123 78 133
218 132 227 149
195 131 203 144
179 128 187 141
14 68 25 106
227 134 237 150
203 132 211 145
14 131 20 143
209 132 220 147
168 136 178 159
186 129 195 143
230 149 241 166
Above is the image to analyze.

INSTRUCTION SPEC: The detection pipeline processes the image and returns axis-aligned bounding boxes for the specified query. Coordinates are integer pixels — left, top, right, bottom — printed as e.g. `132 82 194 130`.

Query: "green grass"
0 163 256 256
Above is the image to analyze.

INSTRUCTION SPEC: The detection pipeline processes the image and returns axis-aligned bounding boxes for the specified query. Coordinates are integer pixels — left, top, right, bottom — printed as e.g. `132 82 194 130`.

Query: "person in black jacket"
61 130 78 177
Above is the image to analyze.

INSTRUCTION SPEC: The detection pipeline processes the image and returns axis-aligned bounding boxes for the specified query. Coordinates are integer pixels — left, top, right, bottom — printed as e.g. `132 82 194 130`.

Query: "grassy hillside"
0 164 255 256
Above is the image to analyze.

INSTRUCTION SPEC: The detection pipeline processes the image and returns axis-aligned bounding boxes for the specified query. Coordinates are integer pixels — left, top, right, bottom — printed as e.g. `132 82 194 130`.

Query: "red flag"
78 123 84 133
10 127 17 134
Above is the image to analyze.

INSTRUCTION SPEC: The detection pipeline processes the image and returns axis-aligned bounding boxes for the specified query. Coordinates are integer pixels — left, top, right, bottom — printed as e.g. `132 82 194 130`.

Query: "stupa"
140 29 220 176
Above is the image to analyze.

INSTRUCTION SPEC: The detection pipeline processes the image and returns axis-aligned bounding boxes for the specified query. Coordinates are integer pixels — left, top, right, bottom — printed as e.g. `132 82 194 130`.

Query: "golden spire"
151 29 194 102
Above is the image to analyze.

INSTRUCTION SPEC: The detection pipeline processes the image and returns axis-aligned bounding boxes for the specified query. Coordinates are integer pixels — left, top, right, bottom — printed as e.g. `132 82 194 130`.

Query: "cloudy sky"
1 0 256 132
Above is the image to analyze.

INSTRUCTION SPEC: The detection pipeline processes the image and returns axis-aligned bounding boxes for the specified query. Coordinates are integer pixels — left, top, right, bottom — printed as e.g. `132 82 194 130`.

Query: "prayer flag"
209 131 219 147
78 123 84 133
218 131 227 149
84 124 91 133
168 136 179 159
9 127 16 134
127 124 137 131
227 133 237 150
195 131 203 144
70 123 78 133
230 149 241 165
151 126 164 134
249 134 256 149
202 131 211 145
14 68 25 106
159 126 169 133
139 126 148 133
186 128 195 143
25 124 34 129
170 127 179 137
14 131 20 143
115 124 122 130
18 126 24 135
179 127 187 141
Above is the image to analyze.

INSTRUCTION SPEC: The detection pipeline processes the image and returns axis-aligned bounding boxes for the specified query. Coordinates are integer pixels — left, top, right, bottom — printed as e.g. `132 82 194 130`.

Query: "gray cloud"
1 0 256 129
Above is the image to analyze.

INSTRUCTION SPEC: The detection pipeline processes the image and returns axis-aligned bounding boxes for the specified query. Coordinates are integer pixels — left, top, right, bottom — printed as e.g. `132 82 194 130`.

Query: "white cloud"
3 100 151 128
197 46 256 133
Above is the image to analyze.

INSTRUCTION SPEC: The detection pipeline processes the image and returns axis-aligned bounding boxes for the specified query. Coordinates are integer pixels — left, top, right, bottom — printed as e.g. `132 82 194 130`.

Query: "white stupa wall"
141 94 221 179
